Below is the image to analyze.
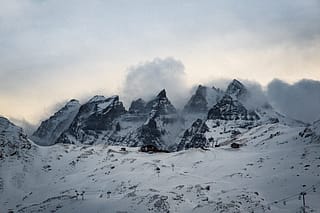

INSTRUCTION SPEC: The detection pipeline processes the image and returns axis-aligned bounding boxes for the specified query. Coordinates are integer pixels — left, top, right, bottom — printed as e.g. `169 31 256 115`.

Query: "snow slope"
1 122 320 213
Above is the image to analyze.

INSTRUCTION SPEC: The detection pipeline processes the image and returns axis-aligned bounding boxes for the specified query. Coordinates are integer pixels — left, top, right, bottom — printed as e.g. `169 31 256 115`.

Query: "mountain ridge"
31 79 306 151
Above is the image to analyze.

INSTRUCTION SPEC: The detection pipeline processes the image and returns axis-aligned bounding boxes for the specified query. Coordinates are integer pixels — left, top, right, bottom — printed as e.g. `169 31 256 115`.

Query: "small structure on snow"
140 144 159 152
231 142 240 149
140 145 170 153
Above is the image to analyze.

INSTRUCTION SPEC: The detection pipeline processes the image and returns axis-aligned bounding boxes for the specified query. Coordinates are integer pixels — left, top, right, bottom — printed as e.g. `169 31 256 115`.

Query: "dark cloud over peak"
267 79 320 123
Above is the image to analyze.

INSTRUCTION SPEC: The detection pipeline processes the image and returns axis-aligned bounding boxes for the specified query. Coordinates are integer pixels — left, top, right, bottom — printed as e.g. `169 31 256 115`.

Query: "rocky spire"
184 84 223 113
145 89 176 115
225 79 248 100
129 98 147 114
157 89 167 98
184 85 208 113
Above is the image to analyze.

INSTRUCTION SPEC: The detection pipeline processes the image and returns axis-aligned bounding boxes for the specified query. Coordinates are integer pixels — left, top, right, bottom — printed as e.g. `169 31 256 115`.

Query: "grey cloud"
267 79 320 123
241 81 269 110
121 57 189 108
1 1 320 124
9 117 37 136
202 78 320 123
200 79 268 110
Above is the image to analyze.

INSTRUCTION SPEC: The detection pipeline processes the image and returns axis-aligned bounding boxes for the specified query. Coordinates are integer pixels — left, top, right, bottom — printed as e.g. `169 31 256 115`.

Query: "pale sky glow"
0 0 320 124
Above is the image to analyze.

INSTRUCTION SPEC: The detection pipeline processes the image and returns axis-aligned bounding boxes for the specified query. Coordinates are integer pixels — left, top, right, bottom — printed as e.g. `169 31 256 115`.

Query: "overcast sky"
0 0 320 124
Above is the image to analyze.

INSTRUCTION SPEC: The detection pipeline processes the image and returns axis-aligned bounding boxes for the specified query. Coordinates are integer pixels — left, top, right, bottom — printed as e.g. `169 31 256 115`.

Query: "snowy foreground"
1 123 320 213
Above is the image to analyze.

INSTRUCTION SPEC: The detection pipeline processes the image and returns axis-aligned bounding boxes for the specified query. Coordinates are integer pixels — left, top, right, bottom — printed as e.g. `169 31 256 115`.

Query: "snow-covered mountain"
225 79 248 100
1 115 319 212
56 95 126 145
121 89 184 149
32 99 81 146
184 85 223 113
31 79 305 152
1 77 320 212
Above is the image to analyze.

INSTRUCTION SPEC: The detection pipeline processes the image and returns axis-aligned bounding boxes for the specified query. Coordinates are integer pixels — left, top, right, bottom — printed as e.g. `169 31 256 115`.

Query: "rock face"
207 95 260 121
123 89 179 150
72 95 125 131
32 99 80 146
184 85 222 113
30 79 304 152
56 95 126 144
145 89 177 115
176 119 209 151
0 116 33 160
184 85 208 113
299 119 320 143
225 79 248 100
134 117 164 149
311 120 320 143
129 98 147 114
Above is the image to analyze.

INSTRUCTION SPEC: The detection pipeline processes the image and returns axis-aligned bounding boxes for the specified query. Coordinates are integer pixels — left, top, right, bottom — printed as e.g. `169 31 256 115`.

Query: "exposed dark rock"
145 89 176 115
56 95 126 144
184 85 208 113
176 119 209 151
129 98 147 114
207 95 259 121
184 85 223 113
231 143 241 148
226 79 248 100
135 117 163 149
120 90 180 150
299 127 313 138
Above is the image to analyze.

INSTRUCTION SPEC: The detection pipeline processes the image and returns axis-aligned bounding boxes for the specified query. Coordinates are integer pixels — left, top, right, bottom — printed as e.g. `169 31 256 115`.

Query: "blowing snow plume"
267 79 320 123
121 57 189 107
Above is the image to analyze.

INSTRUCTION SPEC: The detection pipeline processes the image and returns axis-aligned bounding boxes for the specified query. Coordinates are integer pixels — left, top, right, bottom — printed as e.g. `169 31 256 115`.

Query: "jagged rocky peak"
184 84 223 113
157 89 167 98
88 95 107 103
73 95 125 129
226 79 248 99
176 118 209 151
56 95 126 144
121 90 181 150
137 118 163 149
145 89 177 115
207 95 260 121
31 99 81 146
83 95 125 114
299 119 320 143
184 85 208 113
129 98 147 114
